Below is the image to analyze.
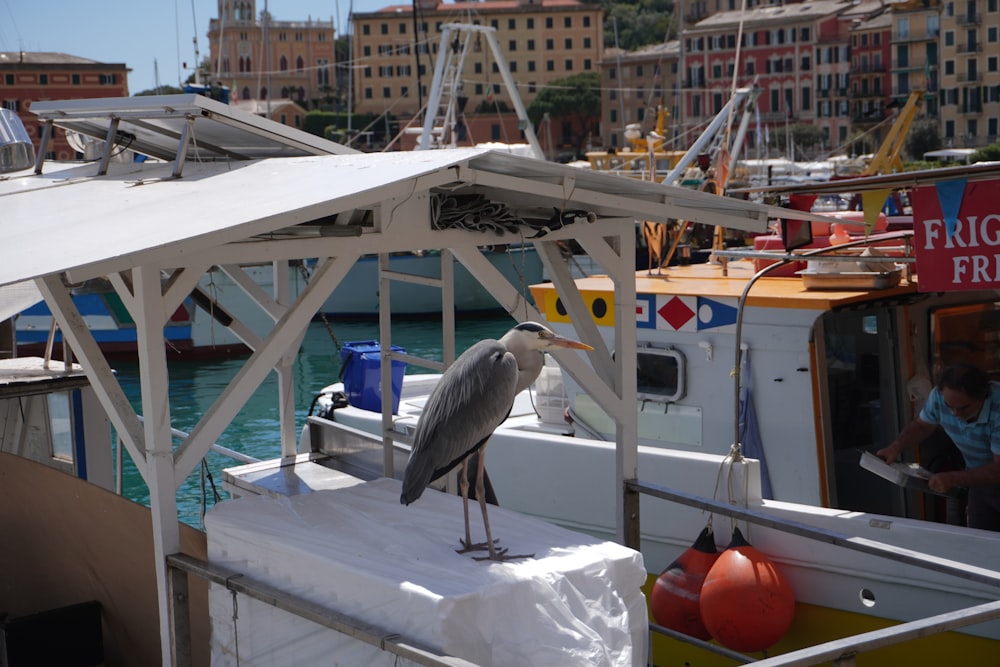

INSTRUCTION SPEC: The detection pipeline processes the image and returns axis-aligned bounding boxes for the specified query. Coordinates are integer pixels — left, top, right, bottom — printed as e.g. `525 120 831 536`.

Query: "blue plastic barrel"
339 341 407 414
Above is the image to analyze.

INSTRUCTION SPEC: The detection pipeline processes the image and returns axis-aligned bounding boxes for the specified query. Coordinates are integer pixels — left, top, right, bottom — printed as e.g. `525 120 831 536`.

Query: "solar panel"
29 93 356 162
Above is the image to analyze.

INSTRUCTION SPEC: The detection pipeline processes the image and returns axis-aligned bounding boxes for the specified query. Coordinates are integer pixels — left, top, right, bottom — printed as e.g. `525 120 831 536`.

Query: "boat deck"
533 258 918 316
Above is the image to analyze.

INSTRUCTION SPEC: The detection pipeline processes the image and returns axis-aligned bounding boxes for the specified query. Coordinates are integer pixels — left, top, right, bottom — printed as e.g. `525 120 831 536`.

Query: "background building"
207 0 337 108
849 10 893 152
937 0 999 147
682 1 858 157
350 0 603 124
0 51 129 160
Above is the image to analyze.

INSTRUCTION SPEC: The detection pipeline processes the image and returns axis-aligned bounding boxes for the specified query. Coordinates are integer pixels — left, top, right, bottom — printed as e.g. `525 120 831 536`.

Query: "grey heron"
400 322 593 560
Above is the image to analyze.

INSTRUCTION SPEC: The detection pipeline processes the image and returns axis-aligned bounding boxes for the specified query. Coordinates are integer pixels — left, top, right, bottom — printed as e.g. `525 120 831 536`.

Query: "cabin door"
817 307 906 515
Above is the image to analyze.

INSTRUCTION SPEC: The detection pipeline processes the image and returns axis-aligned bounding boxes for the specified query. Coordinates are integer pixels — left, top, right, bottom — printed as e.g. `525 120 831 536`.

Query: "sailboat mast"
676 0 684 146
191 0 202 84
347 0 354 139
412 0 424 125
264 0 271 115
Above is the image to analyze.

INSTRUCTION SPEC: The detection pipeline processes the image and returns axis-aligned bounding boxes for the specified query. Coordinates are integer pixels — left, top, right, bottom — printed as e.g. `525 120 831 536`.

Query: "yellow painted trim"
642 574 998 666
531 262 919 328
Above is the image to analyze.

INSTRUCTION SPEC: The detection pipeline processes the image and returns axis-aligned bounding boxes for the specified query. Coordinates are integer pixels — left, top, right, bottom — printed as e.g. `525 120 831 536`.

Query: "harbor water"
113 315 517 527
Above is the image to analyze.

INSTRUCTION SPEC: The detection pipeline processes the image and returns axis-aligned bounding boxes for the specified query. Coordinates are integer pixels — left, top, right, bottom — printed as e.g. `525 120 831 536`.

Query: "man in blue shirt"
877 363 1000 532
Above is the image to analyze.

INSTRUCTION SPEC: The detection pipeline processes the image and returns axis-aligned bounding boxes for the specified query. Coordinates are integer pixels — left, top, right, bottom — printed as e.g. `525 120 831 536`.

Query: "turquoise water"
113 315 517 528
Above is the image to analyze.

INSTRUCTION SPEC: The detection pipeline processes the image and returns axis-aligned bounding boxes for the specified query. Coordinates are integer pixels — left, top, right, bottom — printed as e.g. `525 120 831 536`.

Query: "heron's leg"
470 446 532 562
459 457 472 549
457 446 495 557
457 456 496 553
474 445 500 560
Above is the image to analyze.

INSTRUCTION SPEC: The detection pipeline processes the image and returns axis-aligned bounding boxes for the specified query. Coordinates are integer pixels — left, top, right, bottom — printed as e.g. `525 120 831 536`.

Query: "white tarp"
0 281 42 322
206 478 648 666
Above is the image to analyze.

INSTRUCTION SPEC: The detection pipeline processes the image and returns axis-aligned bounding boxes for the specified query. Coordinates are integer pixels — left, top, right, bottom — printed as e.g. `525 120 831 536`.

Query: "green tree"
527 72 601 158
584 0 674 49
134 85 184 96
972 142 1000 163
905 121 942 160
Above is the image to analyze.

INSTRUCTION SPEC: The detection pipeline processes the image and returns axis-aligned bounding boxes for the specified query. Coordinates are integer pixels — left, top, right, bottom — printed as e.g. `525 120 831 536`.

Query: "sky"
0 0 390 94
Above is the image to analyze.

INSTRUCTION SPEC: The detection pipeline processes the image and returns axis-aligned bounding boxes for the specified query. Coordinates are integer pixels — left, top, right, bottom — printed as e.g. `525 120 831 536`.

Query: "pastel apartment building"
0 51 129 160
349 0 603 135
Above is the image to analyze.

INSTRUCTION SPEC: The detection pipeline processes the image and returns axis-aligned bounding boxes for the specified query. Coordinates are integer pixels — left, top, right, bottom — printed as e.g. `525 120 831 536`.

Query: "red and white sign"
911 179 1000 292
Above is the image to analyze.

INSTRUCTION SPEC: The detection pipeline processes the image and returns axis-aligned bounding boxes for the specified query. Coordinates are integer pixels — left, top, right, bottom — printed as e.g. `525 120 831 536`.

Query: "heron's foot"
456 538 501 554
472 551 534 562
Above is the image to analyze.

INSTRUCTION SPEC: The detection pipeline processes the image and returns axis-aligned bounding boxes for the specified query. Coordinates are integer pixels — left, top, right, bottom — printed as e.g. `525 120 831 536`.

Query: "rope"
297 261 340 352
226 574 244 666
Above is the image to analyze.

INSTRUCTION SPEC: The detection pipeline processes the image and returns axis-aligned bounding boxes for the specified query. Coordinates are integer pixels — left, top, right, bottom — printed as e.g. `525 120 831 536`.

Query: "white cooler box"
206 477 648 666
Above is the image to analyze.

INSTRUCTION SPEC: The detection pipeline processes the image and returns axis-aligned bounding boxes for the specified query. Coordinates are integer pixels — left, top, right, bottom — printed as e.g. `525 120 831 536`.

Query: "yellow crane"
863 89 925 176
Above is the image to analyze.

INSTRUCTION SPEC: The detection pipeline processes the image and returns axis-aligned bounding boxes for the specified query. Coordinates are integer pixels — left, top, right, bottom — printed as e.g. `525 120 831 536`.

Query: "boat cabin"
531 257 1000 525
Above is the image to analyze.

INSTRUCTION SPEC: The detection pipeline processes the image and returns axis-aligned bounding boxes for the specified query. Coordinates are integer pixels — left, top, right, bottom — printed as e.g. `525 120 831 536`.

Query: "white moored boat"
311 162 1000 665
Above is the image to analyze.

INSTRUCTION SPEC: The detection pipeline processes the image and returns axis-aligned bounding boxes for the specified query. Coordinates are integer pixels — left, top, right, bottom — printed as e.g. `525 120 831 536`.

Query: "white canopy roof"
0 146 822 291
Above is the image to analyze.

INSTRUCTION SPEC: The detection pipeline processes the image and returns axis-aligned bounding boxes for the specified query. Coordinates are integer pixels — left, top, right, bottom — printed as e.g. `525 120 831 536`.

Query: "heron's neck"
514 350 545 394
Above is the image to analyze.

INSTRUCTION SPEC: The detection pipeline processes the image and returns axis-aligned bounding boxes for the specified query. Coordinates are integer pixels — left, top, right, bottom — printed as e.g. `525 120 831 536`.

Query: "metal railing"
166 553 479 667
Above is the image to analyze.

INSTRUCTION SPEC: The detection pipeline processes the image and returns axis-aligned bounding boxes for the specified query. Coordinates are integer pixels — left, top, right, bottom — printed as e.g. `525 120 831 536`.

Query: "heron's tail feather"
400 459 433 505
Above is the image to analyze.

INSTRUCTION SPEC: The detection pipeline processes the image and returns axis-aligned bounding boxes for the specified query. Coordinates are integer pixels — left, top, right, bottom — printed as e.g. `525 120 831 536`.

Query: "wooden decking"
532 258 918 320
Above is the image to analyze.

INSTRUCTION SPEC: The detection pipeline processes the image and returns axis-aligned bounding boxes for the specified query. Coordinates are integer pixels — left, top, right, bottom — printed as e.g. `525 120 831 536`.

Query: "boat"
0 357 212 665
0 93 812 664
198 245 544 322
312 162 1000 663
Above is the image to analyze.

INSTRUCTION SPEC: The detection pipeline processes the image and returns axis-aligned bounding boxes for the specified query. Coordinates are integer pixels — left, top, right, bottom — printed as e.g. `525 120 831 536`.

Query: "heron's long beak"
547 333 594 351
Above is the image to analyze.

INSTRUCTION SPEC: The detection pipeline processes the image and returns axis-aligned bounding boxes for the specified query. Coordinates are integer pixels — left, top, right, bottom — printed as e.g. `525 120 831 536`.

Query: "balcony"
890 0 941 12
851 90 886 101
957 14 981 26
956 42 982 54
891 29 939 43
852 113 884 124
761 112 793 122
957 72 983 83
850 64 886 74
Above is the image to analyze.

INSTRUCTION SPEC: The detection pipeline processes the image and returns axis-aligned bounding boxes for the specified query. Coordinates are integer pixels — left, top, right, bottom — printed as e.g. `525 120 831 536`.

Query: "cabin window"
636 345 686 403
930 301 1000 373
48 392 74 463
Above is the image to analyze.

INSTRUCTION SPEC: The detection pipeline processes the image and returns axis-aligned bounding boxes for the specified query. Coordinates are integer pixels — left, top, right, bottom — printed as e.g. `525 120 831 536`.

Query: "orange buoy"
649 525 719 640
699 527 795 653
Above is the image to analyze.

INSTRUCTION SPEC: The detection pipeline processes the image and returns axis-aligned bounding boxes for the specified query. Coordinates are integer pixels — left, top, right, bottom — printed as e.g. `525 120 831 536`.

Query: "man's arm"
930 454 1000 493
876 417 937 463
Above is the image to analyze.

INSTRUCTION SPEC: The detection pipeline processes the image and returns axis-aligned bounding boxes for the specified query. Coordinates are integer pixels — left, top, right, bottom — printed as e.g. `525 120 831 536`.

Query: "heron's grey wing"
401 340 518 504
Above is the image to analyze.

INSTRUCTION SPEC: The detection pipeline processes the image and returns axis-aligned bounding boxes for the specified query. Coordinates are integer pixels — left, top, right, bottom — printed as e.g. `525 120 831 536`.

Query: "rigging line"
345 94 407 148
724 0 749 150
639 18 678 135
382 99 431 151
0 0 23 49
822 112 897 161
